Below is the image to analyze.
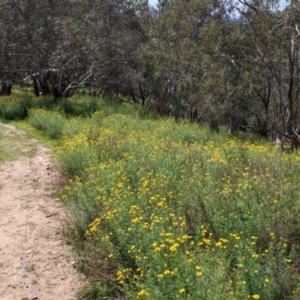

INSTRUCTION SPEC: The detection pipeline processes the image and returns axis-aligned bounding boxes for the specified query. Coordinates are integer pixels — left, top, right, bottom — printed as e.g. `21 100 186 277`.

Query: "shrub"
29 108 66 139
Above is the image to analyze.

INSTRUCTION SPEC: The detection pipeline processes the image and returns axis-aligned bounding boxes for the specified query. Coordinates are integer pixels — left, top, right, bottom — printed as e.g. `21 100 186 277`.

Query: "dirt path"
0 123 84 300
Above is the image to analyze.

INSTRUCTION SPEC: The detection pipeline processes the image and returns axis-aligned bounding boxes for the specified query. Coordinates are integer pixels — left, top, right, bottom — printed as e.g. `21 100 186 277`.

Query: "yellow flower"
169 243 179 252
179 288 185 294
251 294 260 299
137 289 149 297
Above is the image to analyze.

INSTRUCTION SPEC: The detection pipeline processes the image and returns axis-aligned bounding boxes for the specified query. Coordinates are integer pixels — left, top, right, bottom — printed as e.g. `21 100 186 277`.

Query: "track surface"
0 124 83 300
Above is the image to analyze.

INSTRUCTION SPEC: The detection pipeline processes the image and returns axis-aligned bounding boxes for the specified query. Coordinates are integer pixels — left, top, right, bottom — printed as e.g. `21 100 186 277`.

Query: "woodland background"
1 0 300 140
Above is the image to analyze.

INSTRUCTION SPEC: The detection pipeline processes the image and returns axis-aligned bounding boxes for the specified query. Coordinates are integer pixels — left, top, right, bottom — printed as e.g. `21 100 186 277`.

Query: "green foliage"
5 95 300 299
77 283 120 300
28 109 67 139
0 96 31 119
0 91 142 121
38 105 299 299
0 93 58 120
59 97 99 117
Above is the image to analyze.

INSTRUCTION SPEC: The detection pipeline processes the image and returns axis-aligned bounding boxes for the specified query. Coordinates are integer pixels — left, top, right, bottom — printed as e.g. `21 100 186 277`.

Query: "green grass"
0 120 40 160
9 119 55 147
0 89 101 120
0 127 5 161
2 93 300 299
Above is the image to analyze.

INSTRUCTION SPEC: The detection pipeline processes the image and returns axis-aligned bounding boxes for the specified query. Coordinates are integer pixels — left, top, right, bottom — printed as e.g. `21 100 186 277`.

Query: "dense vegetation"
1 0 300 144
1 0 300 298
1 94 300 299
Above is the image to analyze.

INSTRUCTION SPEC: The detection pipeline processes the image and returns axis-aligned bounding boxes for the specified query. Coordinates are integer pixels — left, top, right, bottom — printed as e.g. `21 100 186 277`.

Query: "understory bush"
0 89 111 120
28 108 67 139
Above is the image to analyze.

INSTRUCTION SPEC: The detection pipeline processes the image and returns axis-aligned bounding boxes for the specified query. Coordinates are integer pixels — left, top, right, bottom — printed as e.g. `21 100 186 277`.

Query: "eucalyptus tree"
47 0 147 98
0 0 148 98
140 0 222 120
212 9 279 135
220 0 300 142
0 0 64 96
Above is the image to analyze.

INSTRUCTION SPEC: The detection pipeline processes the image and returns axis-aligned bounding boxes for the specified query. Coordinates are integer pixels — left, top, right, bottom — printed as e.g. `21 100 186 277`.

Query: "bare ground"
0 123 84 300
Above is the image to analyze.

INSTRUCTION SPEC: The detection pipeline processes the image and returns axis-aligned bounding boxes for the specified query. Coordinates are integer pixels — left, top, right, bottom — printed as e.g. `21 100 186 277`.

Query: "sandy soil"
0 123 84 300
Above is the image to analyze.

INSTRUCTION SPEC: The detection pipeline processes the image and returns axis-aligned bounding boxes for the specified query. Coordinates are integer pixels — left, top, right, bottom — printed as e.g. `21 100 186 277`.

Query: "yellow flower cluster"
55 111 299 299
85 217 101 236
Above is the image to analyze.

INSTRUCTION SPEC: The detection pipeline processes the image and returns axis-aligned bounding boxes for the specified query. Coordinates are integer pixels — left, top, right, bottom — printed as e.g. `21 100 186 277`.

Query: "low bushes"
29 109 67 139
13 99 300 299
0 89 110 120
32 108 300 299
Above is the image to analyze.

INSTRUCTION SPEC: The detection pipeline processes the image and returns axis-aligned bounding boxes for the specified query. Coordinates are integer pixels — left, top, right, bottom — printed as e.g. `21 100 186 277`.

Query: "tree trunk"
0 81 12 96
33 79 41 97
229 116 238 134
286 56 294 135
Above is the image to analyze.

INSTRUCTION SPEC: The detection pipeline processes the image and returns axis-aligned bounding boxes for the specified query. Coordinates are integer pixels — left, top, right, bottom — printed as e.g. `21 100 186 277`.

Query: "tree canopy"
1 0 300 142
